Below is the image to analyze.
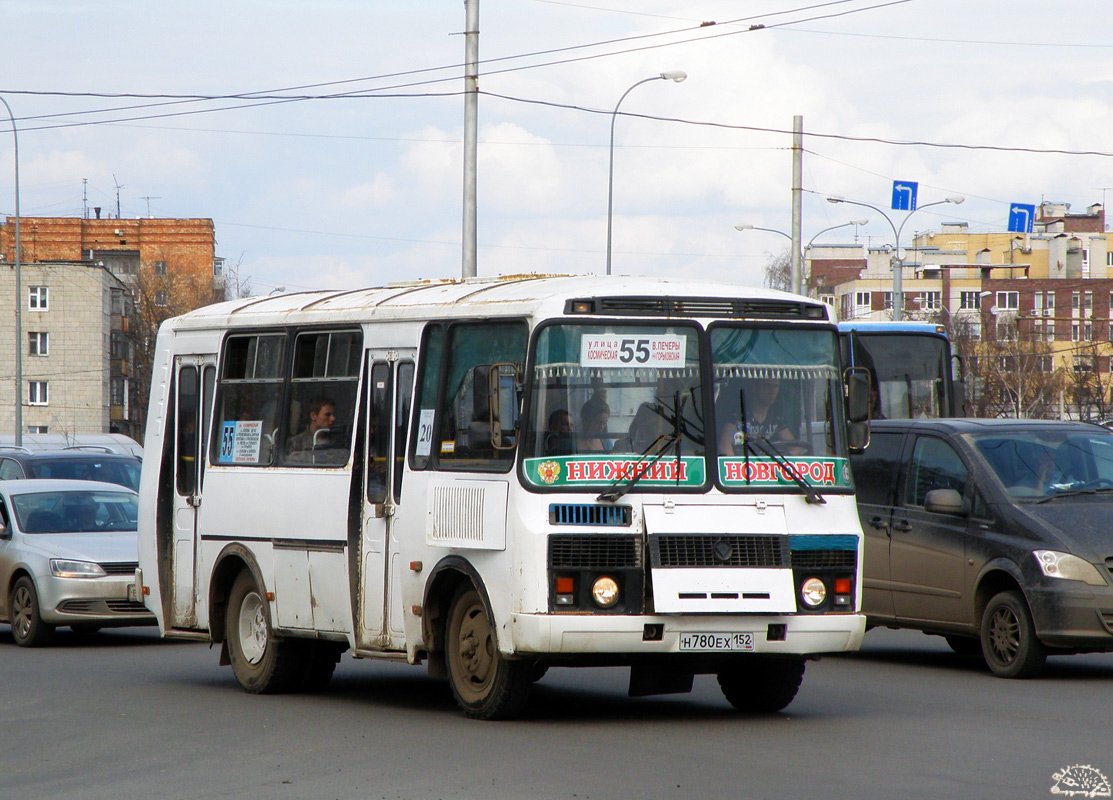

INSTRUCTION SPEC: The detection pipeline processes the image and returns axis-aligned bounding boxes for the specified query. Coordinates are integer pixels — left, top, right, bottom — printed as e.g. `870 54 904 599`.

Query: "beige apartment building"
808 201 1113 417
1 216 224 439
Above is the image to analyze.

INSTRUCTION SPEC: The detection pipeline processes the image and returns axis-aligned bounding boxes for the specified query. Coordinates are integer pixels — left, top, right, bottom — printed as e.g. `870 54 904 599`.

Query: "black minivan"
849 418 1113 678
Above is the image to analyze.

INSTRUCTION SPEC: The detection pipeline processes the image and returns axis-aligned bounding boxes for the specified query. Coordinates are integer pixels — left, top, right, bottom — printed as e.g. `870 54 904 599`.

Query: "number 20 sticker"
580 334 685 368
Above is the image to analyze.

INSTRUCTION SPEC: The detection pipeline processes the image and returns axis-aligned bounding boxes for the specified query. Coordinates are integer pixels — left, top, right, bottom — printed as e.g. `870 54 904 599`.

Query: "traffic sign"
892 181 918 211
1008 203 1036 233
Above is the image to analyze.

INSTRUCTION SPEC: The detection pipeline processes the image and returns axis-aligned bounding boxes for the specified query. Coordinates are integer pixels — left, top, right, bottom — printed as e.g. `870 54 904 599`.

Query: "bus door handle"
868 516 889 531
187 494 202 508
891 519 912 532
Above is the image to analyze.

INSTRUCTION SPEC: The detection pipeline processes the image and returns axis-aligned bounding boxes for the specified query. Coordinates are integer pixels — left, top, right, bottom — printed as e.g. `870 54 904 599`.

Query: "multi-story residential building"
807 201 1112 418
0 216 224 438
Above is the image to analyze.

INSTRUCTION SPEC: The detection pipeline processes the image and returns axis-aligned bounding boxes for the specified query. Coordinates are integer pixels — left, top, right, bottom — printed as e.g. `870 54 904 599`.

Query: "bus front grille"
548 503 632 527
549 534 641 569
649 534 787 568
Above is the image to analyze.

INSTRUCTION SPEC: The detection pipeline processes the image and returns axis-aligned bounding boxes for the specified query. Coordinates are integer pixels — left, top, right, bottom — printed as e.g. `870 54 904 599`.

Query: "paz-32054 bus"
136 275 871 719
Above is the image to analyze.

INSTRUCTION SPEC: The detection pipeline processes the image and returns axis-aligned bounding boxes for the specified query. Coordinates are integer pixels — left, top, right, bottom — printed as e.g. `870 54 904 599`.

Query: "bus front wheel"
225 570 302 693
445 585 529 720
717 656 805 713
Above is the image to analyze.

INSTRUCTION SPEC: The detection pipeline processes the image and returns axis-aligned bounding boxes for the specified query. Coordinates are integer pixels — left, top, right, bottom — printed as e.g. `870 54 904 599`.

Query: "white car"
0 479 154 646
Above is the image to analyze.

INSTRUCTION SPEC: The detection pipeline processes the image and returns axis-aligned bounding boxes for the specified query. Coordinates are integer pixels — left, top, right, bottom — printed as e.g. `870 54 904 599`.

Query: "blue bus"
838 321 963 419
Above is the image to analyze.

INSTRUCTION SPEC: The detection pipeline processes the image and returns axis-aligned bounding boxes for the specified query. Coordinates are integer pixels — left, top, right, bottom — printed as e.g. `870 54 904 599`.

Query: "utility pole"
790 115 803 295
461 0 479 279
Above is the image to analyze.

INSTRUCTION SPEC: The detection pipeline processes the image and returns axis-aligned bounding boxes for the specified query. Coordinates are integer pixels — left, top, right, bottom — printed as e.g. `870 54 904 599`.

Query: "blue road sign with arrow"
1008 203 1036 233
892 181 918 211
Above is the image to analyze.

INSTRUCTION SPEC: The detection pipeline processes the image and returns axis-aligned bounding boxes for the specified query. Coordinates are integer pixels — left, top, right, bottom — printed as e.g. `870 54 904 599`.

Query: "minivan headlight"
50 559 107 579
1033 551 1107 586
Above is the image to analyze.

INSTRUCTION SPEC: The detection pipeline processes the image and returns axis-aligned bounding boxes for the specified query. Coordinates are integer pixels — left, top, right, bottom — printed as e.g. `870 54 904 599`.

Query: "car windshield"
12 490 139 533
25 458 140 491
521 323 706 491
972 429 1113 499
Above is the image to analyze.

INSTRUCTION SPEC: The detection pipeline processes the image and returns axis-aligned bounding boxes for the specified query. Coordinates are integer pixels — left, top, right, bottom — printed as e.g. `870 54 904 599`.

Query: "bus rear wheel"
717 656 805 713
225 570 302 693
445 585 529 720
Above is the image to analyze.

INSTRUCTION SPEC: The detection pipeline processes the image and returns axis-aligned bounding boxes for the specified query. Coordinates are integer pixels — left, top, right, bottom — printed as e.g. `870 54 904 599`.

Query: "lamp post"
826 194 964 322
605 71 686 275
734 219 868 292
1 95 21 447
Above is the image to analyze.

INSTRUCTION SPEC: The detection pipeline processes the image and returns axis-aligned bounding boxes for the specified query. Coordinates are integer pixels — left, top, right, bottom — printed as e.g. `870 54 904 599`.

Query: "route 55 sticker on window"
580 334 685 368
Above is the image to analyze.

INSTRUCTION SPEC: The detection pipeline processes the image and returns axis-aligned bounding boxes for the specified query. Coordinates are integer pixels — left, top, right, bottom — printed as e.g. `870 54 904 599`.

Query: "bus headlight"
1034 551 1107 586
800 577 827 608
591 576 620 608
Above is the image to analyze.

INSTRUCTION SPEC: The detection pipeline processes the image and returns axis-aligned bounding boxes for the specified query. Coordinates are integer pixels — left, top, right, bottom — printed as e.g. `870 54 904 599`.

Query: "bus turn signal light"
555 576 575 606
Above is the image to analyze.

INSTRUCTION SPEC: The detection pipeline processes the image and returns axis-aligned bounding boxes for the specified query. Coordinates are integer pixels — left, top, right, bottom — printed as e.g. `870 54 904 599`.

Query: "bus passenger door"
171 354 216 630
356 353 414 650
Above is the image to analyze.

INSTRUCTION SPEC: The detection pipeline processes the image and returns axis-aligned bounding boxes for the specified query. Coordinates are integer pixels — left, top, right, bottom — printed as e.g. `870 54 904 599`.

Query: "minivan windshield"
972 429 1113 500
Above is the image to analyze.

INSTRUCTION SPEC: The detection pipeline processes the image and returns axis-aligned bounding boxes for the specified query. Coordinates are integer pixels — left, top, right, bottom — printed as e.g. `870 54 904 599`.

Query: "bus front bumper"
507 612 866 657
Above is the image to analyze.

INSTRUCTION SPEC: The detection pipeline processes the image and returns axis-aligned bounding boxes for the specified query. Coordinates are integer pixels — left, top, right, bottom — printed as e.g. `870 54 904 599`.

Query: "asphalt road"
1 624 1110 800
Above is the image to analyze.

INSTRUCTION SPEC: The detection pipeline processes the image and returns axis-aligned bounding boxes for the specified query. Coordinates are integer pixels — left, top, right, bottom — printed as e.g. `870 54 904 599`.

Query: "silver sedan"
0 479 154 646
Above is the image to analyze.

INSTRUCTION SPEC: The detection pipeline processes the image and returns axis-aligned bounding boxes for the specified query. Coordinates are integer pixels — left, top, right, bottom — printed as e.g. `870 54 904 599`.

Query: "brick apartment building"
0 216 224 439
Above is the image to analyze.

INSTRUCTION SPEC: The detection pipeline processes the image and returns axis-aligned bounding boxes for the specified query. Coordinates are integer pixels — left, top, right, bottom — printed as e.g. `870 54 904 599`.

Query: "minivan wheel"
980 590 1046 678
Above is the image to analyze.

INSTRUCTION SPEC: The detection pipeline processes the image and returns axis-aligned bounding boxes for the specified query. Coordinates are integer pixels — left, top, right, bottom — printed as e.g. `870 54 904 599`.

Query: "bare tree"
1061 341 1113 421
763 250 793 292
967 314 1062 419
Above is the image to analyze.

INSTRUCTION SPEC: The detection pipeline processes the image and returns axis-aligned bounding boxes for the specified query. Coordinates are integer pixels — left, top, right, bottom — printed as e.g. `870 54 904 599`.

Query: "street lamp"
606 71 686 275
1 95 21 447
268 286 287 296
734 219 868 292
826 194 964 321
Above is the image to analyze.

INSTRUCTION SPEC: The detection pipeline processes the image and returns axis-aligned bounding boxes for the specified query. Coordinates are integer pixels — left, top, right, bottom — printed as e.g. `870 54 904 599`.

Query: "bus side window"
212 334 286 466
283 330 362 467
394 361 414 502
410 324 444 472
435 321 527 472
366 361 390 503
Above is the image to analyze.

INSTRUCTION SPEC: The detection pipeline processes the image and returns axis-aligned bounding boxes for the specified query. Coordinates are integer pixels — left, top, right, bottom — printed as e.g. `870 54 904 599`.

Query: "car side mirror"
924 488 966 516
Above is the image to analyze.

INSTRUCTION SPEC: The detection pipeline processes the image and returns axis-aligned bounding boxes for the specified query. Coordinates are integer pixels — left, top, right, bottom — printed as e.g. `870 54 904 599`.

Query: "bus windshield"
842 331 953 419
710 325 852 493
522 323 706 491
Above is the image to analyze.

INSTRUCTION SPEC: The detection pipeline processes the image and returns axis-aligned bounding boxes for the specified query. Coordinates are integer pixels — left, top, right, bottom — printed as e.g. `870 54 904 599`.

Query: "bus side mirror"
845 368 871 423
847 421 869 453
487 363 521 451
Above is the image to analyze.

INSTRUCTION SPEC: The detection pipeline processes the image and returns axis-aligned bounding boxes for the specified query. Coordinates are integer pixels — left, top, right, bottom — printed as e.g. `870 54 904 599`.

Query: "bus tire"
225 570 303 694
445 585 529 720
717 656 805 713
299 641 344 692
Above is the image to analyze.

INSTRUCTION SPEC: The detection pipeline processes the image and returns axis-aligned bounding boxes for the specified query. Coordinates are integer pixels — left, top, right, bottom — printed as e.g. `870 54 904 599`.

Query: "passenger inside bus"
716 378 797 456
544 409 577 456
288 396 338 453
579 396 611 453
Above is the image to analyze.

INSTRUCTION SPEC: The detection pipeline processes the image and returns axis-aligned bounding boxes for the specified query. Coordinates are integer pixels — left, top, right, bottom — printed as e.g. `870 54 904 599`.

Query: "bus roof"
164 275 835 330
837 320 947 336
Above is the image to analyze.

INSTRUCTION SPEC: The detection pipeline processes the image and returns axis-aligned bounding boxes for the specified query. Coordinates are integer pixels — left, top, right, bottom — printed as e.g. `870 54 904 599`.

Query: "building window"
28 332 49 356
155 290 169 307
27 425 48 434
213 257 225 277
111 377 126 406
854 291 871 317
1033 291 1043 313
1047 292 1056 314
1074 356 1094 374
27 381 48 406
1084 291 1093 316
997 320 1018 342
1072 291 1081 311
28 286 49 311
1037 356 1054 372
883 292 893 310
111 331 129 360
996 291 1019 310
819 294 835 307
920 291 941 310
1072 322 1080 342
959 291 981 310
154 260 167 276
1084 321 1093 342
1045 320 1055 342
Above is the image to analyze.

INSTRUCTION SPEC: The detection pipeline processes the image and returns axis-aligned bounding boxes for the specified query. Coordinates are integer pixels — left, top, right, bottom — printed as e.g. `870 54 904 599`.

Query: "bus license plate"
678 632 755 652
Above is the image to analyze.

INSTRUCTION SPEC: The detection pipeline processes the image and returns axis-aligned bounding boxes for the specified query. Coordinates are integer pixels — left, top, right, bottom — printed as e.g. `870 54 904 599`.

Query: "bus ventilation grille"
790 550 857 570
549 535 641 569
649 534 786 568
548 503 632 527
585 296 818 320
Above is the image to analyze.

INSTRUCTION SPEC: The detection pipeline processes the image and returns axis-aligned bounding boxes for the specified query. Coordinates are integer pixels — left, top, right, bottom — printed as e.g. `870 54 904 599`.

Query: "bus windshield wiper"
596 431 680 503
734 389 824 505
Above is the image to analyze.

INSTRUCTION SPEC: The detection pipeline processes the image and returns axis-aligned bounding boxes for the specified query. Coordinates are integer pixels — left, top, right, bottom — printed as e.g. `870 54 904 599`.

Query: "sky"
1 0 1112 296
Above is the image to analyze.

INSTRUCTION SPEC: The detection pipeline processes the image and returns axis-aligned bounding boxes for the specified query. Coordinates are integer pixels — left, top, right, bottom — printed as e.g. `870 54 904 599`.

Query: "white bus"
136 275 871 719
